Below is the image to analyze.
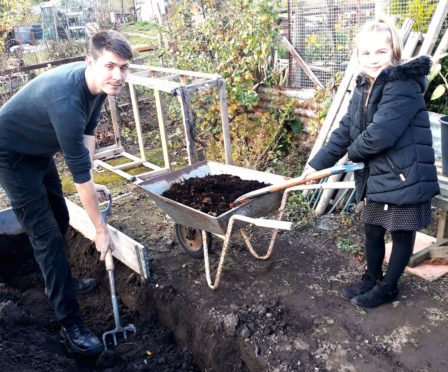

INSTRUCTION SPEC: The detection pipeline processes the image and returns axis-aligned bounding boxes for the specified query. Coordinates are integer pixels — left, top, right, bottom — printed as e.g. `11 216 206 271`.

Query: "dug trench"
1 186 448 371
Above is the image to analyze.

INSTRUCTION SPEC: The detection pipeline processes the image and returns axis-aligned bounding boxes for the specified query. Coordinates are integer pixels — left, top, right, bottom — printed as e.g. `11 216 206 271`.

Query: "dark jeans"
0 149 80 325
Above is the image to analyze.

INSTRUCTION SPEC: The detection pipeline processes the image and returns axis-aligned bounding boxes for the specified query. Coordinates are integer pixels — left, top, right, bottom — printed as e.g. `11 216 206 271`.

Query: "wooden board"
0 203 150 280
65 199 150 279
385 232 448 281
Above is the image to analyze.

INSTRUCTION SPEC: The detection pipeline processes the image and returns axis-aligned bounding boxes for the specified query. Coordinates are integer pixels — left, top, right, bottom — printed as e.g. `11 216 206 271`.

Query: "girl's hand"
302 165 317 184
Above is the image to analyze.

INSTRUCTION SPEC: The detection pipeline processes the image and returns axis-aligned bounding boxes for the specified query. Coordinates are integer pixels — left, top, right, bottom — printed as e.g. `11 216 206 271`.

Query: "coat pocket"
385 155 406 182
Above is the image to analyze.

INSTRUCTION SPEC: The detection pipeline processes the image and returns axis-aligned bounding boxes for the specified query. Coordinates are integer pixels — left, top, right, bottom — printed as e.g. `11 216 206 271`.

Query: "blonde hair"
356 17 403 65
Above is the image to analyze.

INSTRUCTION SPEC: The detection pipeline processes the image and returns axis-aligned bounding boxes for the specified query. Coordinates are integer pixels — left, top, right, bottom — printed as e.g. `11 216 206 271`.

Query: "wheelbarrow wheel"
175 224 212 258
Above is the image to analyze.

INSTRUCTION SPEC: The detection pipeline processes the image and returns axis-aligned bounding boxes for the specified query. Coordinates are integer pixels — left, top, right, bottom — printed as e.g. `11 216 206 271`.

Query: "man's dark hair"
89 30 133 61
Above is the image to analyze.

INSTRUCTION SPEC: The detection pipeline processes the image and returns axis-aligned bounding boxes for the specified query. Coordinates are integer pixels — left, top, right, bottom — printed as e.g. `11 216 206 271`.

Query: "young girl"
306 18 439 309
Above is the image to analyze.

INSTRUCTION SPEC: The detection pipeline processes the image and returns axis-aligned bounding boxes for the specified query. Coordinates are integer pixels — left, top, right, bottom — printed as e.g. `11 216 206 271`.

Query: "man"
0 30 132 355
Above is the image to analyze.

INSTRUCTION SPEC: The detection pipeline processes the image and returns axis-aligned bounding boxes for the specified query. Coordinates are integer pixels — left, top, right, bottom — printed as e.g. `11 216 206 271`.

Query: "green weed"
336 238 362 256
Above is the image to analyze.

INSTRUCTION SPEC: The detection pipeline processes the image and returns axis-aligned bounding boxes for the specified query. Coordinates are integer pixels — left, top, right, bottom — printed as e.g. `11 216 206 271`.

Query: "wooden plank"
94 146 125 160
128 82 147 161
391 233 448 280
399 18 415 44
282 36 324 89
314 155 349 216
436 207 448 241
0 56 85 76
402 32 422 59
126 74 180 94
418 0 448 56
107 96 122 148
218 79 232 164
177 87 199 164
432 27 448 64
129 63 221 81
154 89 171 170
65 198 150 279
408 242 448 268
304 54 357 168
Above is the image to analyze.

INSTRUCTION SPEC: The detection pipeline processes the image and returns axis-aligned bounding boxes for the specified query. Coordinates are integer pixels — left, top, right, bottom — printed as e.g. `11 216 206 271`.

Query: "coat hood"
356 55 431 91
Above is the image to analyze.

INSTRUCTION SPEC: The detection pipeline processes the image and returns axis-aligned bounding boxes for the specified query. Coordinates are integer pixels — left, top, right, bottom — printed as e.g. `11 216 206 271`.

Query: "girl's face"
357 31 394 79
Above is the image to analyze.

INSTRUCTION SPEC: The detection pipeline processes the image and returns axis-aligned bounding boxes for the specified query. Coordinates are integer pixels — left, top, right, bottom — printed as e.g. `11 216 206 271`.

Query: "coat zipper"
385 155 406 182
359 84 370 203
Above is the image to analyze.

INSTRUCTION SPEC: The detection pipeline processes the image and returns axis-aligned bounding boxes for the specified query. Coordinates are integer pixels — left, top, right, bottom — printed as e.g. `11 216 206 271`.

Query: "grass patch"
120 21 160 47
120 21 159 33
60 169 128 195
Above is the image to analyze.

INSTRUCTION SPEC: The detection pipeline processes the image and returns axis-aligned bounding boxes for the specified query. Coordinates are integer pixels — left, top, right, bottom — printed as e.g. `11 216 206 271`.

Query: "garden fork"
100 193 136 349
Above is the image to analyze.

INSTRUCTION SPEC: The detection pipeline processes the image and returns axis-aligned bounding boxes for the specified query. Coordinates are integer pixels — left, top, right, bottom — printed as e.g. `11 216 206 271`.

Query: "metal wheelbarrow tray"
137 161 294 289
137 160 291 236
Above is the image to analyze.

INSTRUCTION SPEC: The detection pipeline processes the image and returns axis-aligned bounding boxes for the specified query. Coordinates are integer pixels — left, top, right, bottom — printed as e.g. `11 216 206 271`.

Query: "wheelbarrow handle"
233 215 292 230
235 162 364 203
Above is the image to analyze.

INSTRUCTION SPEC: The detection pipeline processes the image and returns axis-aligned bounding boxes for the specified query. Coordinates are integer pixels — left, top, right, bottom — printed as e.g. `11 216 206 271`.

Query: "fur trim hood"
356 55 431 90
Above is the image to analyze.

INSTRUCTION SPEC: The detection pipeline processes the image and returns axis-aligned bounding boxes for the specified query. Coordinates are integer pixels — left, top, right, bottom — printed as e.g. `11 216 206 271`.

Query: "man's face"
86 50 130 96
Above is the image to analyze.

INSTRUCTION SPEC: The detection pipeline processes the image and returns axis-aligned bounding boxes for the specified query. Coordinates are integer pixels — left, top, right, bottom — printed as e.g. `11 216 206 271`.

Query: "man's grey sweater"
0 62 106 183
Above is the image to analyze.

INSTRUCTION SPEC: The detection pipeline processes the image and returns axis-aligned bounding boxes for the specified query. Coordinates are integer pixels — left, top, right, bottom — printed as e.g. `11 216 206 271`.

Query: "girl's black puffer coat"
309 55 439 205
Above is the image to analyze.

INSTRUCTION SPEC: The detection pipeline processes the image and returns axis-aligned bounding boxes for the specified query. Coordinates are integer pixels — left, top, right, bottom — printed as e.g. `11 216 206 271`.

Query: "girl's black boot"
351 281 399 309
341 271 383 300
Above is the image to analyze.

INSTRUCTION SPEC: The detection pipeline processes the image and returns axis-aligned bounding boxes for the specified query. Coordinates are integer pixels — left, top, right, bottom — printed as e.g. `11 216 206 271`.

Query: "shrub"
158 0 303 169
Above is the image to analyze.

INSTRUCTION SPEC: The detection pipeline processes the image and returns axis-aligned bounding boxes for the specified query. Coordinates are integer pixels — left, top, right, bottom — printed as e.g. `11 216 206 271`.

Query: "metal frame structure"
94 65 232 183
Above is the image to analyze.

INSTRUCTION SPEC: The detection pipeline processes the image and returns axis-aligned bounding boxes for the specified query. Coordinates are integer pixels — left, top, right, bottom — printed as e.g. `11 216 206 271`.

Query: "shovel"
234 162 365 203
100 193 136 349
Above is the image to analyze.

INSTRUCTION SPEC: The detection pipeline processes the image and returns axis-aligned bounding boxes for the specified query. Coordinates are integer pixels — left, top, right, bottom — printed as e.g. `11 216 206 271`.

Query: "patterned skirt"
360 200 432 231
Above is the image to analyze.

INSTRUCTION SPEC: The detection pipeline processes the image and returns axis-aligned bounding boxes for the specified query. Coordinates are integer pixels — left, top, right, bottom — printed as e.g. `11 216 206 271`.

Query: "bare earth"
0 182 447 371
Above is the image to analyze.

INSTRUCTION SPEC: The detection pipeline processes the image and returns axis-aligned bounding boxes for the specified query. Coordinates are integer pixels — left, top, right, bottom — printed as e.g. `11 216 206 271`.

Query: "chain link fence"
287 0 442 89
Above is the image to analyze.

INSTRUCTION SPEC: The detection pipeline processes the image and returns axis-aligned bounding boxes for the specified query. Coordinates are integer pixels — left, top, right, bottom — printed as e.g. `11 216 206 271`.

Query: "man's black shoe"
74 278 98 295
60 322 104 355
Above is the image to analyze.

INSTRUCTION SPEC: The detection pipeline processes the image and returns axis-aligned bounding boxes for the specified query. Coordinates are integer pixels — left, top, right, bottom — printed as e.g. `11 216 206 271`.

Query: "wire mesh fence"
0 0 141 103
287 0 442 89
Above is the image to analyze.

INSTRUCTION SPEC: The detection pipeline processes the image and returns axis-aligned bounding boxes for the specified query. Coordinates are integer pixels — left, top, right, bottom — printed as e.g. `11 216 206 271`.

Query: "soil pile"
162 174 269 216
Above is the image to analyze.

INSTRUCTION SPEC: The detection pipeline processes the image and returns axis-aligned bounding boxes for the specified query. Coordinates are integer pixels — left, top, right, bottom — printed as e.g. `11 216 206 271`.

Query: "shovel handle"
270 162 364 192
105 249 114 271
101 193 114 270
235 162 364 202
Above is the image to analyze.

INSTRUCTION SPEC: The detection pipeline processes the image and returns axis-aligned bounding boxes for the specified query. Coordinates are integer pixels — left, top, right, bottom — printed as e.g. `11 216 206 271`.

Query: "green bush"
158 0 302 169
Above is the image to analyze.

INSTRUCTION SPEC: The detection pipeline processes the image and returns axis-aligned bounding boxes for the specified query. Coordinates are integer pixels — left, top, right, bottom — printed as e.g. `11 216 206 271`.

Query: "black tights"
364 223 415 289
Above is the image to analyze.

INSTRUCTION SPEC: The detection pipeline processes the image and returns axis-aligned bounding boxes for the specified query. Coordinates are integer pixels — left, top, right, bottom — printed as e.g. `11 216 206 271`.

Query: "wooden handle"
268 168 332 192
235 163 364 203
105 249 114 271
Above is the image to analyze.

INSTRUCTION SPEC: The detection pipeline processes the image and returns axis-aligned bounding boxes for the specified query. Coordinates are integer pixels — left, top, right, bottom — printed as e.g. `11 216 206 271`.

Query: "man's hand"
75 180 114 261
95 224 115 261
94 183 110 202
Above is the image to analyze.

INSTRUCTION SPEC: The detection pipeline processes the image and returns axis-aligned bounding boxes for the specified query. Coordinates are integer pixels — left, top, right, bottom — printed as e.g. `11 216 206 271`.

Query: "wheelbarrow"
137 160 362 289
